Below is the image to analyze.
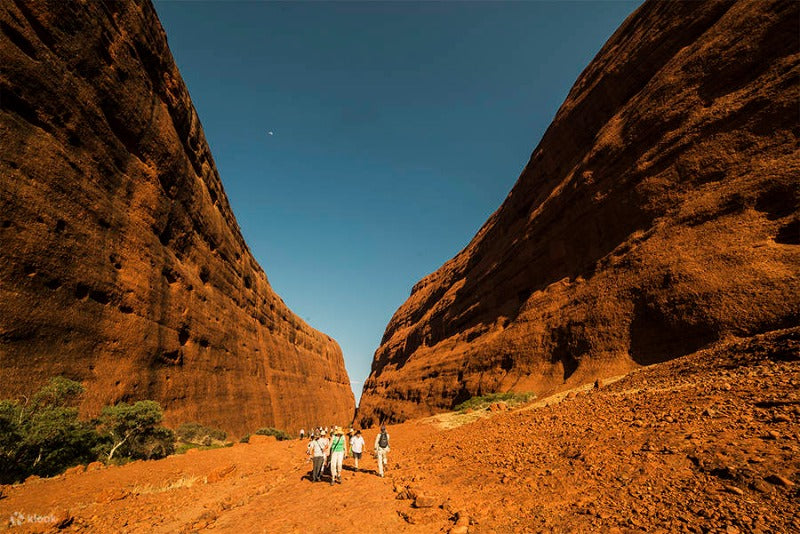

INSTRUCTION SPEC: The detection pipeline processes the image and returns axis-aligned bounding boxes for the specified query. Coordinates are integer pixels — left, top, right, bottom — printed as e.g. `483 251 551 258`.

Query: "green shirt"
330 435 346 452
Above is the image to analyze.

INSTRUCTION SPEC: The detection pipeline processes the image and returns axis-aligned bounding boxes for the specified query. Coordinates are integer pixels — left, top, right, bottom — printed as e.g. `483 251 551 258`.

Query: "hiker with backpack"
306 432 325 482
374 424 390 477
327 426 347 485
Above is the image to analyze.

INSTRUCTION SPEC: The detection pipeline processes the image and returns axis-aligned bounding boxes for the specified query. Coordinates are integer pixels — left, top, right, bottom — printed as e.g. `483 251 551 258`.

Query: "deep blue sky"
153 1 641 402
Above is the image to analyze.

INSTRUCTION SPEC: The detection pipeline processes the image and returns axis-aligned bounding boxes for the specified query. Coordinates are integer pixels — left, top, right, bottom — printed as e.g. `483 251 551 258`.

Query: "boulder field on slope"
358 0 800 427
0 0 354 436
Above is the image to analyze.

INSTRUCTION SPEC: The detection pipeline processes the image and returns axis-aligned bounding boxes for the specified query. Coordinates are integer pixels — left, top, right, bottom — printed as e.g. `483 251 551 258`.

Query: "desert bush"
0 377 102 483
454 391 535 412
176 422 227 445
254 427 291 441
98 400 174 461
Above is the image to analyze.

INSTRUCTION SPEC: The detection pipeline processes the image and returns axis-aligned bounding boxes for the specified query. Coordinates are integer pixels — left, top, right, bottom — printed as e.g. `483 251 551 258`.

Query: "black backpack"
378 431 388 448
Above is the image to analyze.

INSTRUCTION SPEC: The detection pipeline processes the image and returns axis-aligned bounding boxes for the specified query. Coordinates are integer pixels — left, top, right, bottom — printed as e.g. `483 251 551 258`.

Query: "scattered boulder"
97 488 128 504
414 494 437 508
765 474 794 487
52 510 74 529
86 461 104 472
207 464 236 483
63 465 86 477
489 402 508 412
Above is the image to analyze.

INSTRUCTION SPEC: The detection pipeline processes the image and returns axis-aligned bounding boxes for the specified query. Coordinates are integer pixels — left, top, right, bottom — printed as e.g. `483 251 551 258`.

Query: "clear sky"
152 0 642 403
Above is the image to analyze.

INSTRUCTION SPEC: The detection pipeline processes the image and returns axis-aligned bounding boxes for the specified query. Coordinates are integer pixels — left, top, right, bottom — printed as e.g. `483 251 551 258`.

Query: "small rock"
97 488 128 504
723 485 743 496
398 511 415 524
63 465 86 477
86 461 104 472
207 464 236 483
765 430 780 440
414 495 437 508
773 414 791 423
765 474 794 487
53 510 74 529
750 479 773 493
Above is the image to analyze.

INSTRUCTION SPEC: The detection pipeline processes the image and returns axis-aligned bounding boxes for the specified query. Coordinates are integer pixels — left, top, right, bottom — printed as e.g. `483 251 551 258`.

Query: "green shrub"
0 377 102 483
98 400 174 461
454 391 535 412
176 422 227 445
254 427 291 441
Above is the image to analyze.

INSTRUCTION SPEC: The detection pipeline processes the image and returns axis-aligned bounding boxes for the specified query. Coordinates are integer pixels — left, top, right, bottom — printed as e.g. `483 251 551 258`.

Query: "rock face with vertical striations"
359 0 799 426
0 0 354 436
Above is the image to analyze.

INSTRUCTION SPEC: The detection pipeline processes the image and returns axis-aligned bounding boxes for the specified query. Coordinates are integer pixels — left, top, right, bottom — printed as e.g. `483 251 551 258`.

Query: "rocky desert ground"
2 328 797 533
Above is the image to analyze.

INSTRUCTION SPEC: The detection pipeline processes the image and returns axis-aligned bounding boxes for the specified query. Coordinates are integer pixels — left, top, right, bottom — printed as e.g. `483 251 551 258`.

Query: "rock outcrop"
0 0 354 436
359 0 799 426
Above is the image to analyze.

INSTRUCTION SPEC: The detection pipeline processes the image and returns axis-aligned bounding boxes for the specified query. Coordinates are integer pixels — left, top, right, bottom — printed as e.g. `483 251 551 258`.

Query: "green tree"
0 377 100 483
99 400 174 461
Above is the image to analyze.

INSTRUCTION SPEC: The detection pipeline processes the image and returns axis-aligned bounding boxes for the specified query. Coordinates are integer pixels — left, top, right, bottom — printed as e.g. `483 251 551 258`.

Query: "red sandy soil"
1 329 797 533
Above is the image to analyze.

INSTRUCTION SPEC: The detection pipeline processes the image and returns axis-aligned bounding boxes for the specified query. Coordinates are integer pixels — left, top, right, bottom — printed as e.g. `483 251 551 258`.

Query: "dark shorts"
352 451 362 459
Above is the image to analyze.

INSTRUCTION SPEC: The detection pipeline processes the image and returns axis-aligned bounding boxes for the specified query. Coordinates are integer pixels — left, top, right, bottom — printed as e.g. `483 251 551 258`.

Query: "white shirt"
350 434 365 454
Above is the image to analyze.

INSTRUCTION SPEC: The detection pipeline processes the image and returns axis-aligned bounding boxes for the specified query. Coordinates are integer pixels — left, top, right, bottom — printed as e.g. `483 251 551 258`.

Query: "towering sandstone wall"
0 0 354 436
359 0 799 426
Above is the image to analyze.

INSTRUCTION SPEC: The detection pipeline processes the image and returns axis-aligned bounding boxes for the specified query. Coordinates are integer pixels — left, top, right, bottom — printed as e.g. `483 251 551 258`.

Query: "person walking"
306 432 325 482
319 430 330 479
327 426 347 485
350 429 365 471
374 424 390 477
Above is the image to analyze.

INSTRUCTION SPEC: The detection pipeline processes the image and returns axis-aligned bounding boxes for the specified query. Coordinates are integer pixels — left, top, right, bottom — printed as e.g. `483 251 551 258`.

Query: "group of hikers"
298 425 391 485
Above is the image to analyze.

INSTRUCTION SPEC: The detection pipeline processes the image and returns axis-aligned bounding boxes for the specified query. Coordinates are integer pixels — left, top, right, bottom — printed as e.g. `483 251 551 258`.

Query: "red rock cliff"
0 0 354 436
359 0 799 426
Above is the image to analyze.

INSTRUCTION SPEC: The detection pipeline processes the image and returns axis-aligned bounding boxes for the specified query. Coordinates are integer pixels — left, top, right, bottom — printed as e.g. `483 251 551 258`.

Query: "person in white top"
349 430 366 471
305 432 325 482
318 431 330 476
